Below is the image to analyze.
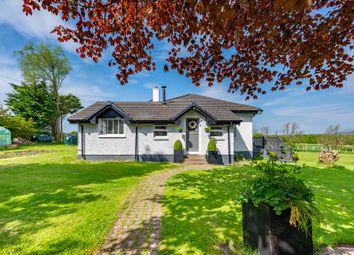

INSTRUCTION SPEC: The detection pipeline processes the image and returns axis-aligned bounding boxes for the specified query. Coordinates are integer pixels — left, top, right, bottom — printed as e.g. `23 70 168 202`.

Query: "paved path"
97 164 211 255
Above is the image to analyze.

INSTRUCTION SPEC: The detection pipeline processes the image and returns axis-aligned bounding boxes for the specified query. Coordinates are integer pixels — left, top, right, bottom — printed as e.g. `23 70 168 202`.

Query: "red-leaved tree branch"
22 0 353 99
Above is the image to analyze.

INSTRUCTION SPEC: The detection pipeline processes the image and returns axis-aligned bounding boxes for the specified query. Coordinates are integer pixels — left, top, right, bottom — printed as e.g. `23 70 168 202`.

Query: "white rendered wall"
234 112 253 155
78 109 237 157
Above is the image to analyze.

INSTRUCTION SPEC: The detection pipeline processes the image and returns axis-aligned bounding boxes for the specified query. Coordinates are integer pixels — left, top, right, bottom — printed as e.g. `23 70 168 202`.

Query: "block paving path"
97 163 211 255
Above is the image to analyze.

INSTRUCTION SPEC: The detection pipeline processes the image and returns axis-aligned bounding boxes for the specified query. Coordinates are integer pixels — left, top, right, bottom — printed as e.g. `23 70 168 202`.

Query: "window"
99 118 124 136
210 126 223 137
154 125 168 138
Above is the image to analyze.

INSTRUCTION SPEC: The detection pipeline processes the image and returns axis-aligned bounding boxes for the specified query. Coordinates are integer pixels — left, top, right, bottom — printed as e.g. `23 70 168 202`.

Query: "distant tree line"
0 43 82 142
255 123 354 146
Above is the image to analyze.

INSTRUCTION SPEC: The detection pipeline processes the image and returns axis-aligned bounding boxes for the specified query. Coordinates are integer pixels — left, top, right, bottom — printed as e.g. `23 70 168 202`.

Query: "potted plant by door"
207 139 220 164
239 160 322 255
173 140 184 163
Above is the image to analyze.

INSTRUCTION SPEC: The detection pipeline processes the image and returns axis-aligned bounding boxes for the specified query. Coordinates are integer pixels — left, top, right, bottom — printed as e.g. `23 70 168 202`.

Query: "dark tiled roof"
68 94 261 123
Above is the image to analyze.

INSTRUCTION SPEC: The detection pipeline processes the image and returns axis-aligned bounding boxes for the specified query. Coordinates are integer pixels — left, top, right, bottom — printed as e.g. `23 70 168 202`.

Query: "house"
68 86 262 164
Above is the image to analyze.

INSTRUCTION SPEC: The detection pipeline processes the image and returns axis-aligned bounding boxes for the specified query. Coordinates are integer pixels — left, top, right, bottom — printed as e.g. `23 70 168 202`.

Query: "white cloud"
142 82 158 89
0 0 78 53
61 80 113 107
199 80 251 104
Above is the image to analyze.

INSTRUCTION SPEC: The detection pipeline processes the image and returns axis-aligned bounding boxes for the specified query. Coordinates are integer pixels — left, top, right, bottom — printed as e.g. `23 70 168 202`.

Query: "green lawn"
161 153 354 254
298 151 354 170
0 144 172 255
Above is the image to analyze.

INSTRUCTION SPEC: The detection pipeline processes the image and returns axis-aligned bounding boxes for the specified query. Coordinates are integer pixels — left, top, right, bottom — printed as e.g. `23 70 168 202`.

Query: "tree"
260 127 271 137
321 124 344 151
6 82 54 130
0 107 38 139
59 94 83 134
22 1 353 99
15 43 72 141
282 122 302 145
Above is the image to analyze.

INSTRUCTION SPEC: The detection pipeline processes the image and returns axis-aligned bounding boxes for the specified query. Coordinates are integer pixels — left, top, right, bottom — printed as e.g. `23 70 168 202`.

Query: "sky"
0 0 353 134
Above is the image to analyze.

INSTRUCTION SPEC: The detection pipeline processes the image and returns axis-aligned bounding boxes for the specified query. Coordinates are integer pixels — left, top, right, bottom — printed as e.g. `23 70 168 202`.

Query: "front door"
186 119 199 153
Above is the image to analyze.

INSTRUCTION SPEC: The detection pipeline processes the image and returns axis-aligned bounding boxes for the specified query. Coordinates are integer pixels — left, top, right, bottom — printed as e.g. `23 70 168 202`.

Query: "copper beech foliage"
22 0 353 99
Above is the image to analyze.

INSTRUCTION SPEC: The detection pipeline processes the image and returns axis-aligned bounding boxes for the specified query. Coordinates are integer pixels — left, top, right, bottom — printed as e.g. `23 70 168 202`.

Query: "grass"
298 151 354 170
0 144 172 255
160 152 354 254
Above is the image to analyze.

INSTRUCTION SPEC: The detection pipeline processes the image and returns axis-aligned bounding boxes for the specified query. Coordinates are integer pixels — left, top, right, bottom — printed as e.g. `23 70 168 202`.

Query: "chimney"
162 86 166 104
152 86 160 102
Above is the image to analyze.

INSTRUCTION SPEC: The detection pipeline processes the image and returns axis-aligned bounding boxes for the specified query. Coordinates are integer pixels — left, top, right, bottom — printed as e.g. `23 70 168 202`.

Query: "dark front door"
186 119 199 153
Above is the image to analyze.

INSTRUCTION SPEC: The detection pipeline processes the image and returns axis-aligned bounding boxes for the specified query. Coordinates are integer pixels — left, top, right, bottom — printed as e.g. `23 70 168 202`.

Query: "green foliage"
15 43 72 86
0 108 37 139
174 140 183 151
253 151 264 161
207 139 217 151
281 134 354 145
267 151 278 161
6 82 54 129
234 153 245 162
293 152 300 163
253 132 264 138
204 127 211 133
15 43 72 141
59 94 82 117
239 161 322 233
176 127 183 133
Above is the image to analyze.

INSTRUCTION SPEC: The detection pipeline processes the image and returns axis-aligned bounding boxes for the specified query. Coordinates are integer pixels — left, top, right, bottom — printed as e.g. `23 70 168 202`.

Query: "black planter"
242 203 313 255
174 150 184 163
207 151 222 164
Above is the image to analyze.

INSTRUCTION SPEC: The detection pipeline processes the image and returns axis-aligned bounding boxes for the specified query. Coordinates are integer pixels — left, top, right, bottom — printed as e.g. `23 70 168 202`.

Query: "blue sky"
0 0 353 134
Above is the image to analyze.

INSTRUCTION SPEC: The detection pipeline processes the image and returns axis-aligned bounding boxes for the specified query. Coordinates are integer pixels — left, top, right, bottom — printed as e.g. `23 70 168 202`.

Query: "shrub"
234 153 245 162
293 152 300 163
207 139 217 151
204 127 211 133
0 108 38 139
253 151 264 161
176 127 183 133
239 161 322 234
173 140 183 151
267 151 278 161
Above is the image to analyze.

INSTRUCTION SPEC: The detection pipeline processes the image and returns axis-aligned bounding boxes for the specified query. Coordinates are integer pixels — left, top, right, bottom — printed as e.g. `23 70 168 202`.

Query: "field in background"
295 143 354 154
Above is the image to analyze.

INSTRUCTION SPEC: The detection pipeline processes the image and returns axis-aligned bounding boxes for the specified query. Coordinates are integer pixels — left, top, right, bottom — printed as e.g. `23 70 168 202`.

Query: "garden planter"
242 203 313 255
174 150 184 163
207 151 222 164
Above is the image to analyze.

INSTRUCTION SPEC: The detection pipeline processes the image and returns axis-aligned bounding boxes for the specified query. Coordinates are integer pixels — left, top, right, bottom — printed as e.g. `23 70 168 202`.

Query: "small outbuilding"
0 127 11 146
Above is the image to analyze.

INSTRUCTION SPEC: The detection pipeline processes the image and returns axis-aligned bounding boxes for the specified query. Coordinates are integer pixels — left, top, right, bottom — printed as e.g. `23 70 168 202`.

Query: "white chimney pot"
152 86 160 102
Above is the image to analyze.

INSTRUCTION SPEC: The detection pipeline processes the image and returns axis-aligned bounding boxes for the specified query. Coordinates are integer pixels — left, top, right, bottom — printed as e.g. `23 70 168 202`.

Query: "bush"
207 139 217 151
176 127 183 133
239 161 322 234
292 152 300 163
204 127 211 133
173 140 183 151
253 151 264 161
267 151 278 161
234 153 245 162
0 108 38 139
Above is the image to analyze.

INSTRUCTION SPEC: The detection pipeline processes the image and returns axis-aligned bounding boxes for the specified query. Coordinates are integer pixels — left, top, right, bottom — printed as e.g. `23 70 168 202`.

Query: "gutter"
228 123 232 164
135 123 139 162
81 125 85 160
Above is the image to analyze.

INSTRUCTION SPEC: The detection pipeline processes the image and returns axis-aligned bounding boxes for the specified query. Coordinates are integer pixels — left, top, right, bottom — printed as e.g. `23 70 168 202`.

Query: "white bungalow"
68 86 262 164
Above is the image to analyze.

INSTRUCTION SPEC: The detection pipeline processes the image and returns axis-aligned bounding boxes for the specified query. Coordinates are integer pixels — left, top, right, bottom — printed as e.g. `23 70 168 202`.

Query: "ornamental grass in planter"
239 160 322 255
173 140 184 163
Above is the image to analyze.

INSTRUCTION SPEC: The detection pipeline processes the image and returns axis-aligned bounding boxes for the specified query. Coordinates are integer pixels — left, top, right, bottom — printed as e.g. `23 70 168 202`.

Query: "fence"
294 143 354 154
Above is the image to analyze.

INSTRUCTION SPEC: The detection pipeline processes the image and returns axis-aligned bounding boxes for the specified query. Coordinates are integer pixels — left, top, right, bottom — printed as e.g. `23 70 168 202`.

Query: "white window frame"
153 125 168 140
210 126 224 139
98 118 125 138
